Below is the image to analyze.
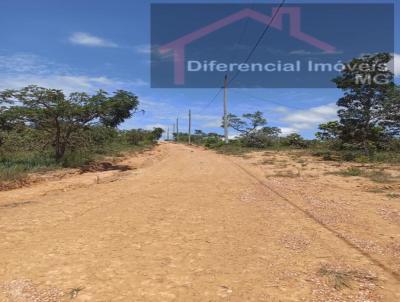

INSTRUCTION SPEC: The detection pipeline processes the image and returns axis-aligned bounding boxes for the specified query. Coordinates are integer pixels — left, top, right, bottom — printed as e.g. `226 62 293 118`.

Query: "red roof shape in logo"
159 7 336 85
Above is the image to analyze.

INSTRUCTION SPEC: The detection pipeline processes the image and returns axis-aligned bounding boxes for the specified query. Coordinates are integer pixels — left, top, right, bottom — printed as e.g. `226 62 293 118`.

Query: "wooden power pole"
223 74 229 144
173 123 175 141
167 127 169 141
188 110 192 145
176 117 179 142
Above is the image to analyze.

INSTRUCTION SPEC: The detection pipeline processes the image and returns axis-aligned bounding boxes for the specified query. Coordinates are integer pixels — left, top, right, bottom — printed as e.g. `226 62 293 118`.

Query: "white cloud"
280 127 298 136
0 53 67 74
0 53 146 93
0 53 44 73
0 74 125 94
0 74 148 94
69 32 118 48
281 103 338 131
272 106 289 113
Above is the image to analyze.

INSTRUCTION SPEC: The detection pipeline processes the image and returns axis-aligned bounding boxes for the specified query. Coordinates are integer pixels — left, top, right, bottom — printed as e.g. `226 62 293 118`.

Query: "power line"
188 109 192 144
228 0 287 86
229 2 256 65
202 87 223 110
202 0 287 109
201 2 254 111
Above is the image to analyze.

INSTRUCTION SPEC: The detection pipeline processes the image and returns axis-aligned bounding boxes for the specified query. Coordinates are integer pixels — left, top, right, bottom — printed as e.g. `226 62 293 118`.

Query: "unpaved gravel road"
0 143 399 302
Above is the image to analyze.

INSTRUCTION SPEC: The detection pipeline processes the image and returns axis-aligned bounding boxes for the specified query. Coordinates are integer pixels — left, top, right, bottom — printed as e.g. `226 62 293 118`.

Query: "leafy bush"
204 136 224 148
125 128 163 145
338 167 363 177
240 127 281 148
281 133 309 149
322 152 334 161
341 151 357 162
61 152 93 168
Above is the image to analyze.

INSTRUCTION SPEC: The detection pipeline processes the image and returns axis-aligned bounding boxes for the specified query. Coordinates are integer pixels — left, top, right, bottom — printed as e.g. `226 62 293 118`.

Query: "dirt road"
1 143 399 302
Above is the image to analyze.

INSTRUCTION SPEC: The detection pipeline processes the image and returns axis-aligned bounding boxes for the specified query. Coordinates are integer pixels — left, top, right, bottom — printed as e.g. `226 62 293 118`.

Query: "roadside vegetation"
328 167 395 183
0 86 163 183
176 53 400 163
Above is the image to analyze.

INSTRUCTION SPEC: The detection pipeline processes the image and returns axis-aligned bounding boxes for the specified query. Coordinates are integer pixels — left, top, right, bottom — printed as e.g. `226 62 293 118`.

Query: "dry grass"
366 188 386 193
330 167 396 183
261 159 276 165
318 265 378 290
368 170 393 183
386 192 400 199
67 287 84 299
333 167 363 177
271 170 301 178
0 201 34 209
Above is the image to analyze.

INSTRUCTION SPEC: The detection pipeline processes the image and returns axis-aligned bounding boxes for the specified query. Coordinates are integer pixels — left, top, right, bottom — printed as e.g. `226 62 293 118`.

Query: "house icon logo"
158 7 336 85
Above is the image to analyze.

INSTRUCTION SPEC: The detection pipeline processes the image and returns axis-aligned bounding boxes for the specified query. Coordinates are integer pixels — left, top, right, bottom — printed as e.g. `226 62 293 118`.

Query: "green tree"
151 127 164 141
333 53 394 154
382 85 400 136
194 129 205 136
282 133 307 148
0 99 27 149
0 106 8 149
0 85 140 160
316 121 342 141
242 126 281 148
126 129 148 145
225 111 267 135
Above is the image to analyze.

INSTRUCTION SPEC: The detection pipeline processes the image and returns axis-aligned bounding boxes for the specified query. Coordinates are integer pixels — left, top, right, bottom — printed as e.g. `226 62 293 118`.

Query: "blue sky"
0 0 398 138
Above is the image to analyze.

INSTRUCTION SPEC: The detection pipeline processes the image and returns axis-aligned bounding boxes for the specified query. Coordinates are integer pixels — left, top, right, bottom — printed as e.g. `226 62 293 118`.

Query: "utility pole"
176 117 179 142
167 127 169 141
173 123 175 141
223 74 229 144
188 110 192 145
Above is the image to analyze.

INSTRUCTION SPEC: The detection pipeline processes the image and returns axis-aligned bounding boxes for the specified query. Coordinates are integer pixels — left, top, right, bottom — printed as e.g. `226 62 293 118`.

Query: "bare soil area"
0 143 399 301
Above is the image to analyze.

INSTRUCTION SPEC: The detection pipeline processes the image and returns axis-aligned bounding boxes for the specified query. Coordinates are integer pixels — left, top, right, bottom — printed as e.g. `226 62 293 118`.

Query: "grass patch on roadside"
335 167 363 177
328 167 396 183
387 193 400 199
67 287 85 299
319 265 377 290
261 159 276 165
0 142 155 185
312 149 400 164
319 266 352 289
368 170 393 183
269 169 301 178
0 152 60 182
205 141 306 157
212 144 255 156
366 188 386 193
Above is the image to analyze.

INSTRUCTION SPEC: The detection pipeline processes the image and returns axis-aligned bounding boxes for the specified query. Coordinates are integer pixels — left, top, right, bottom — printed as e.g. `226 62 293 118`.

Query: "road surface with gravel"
0 143 399 302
